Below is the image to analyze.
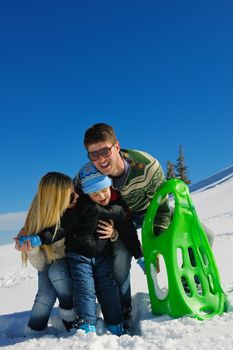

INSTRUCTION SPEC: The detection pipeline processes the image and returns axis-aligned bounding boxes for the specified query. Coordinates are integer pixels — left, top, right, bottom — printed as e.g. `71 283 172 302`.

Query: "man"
76 123 171 332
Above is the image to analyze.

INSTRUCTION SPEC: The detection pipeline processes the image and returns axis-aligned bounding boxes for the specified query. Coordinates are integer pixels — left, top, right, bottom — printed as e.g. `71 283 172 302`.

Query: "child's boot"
73 319 96 334
78 323 96 333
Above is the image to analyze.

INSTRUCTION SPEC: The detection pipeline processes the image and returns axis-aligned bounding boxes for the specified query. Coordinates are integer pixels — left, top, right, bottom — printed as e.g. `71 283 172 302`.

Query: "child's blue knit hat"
79 162 112 194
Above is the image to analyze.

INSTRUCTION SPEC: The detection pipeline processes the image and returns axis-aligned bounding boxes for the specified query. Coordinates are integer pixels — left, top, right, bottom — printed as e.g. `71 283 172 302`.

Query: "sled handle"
143 178 192 237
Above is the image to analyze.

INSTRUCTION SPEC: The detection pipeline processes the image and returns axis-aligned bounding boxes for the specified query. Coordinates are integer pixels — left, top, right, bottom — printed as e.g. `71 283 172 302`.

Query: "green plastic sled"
142 178 226 320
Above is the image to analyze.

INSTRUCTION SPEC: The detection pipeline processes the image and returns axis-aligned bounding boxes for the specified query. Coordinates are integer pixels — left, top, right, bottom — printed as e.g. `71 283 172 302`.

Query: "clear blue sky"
0 0 232 214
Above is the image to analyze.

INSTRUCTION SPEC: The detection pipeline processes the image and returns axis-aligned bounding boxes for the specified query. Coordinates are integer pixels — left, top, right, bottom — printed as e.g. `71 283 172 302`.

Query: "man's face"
87 141 120 175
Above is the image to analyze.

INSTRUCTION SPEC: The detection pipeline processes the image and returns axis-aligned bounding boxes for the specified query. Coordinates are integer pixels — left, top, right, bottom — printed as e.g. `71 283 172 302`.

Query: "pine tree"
175 145 191 184
166 160 176 179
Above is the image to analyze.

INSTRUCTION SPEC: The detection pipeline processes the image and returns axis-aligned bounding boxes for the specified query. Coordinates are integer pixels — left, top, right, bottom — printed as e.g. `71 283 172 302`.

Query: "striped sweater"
112 149 171 231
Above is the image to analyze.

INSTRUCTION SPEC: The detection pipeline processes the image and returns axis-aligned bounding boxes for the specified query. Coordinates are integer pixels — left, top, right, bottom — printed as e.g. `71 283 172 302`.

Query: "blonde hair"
22 172 73 265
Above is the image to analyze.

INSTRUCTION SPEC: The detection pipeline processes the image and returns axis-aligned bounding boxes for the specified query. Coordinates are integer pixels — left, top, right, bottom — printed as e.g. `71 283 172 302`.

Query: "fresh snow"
1 167 233 349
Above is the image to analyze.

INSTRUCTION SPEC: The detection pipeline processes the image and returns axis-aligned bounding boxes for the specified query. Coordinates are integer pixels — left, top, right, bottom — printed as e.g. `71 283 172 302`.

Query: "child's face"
89 187 111 206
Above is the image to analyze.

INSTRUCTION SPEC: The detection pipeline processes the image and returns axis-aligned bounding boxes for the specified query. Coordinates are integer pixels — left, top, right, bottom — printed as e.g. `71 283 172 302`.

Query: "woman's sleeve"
38 226 67 245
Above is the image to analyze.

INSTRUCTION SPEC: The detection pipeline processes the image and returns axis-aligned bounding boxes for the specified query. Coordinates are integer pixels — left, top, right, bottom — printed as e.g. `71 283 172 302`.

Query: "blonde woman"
16 171 114 336
16 172 79 335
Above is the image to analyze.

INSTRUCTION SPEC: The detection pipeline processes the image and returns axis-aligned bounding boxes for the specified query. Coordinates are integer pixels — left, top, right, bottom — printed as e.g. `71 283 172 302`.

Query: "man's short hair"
84 123 117 148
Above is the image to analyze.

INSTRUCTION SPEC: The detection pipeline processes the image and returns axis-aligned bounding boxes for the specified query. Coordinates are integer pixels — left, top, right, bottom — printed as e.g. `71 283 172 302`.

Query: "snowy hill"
189 164 233 193
190 169 233 239
1 166 233 349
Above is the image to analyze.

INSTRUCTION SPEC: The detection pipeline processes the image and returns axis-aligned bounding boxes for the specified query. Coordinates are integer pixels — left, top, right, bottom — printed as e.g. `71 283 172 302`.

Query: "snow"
1 169 233 349
189 164 233 193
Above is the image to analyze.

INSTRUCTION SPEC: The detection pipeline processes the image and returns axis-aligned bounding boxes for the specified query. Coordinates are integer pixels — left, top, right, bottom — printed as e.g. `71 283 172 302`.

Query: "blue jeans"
112 237 132 317
28 258 73 331
66 252 122 325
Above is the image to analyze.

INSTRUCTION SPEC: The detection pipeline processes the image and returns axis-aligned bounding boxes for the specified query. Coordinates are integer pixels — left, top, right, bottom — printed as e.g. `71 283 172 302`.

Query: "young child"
64 162 124 335
75 162 145 335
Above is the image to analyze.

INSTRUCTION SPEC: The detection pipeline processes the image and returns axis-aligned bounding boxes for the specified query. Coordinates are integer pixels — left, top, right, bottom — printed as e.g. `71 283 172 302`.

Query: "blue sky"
0 0 233 214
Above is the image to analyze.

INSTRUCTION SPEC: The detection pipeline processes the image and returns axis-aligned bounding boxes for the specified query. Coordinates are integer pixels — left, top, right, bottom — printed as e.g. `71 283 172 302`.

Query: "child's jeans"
28 258 73 331
66 252 122 325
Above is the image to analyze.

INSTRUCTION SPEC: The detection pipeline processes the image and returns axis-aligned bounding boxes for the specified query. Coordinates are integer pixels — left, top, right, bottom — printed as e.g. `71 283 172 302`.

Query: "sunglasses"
88 144 115 161
69 192 76 204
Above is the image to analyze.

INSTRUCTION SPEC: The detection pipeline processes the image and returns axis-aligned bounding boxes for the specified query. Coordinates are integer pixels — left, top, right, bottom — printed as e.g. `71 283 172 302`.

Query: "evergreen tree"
175 145 191 184
166 160 176 179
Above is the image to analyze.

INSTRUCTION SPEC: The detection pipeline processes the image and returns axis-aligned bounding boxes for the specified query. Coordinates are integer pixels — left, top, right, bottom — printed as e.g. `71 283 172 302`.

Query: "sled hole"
199 247 209 266
194 275 203 295
150 254 168 300
177 247 183 269
207 274 215 294
199 306 215 317
188 247 196 267
181 276 192 298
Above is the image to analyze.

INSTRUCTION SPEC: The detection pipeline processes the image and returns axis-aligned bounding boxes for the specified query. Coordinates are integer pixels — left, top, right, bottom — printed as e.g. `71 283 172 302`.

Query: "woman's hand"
97 219 115 239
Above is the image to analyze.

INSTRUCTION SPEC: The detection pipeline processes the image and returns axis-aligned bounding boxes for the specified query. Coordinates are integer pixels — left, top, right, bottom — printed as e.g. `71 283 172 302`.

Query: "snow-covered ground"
1 167 233 350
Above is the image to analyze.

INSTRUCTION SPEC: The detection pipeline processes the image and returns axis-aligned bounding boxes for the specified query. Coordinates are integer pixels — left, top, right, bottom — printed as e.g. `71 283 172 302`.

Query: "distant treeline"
166 145 191 184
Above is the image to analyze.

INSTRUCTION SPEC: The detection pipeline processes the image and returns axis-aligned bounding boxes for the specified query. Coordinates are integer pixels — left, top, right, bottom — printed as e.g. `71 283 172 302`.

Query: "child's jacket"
38 191 143 259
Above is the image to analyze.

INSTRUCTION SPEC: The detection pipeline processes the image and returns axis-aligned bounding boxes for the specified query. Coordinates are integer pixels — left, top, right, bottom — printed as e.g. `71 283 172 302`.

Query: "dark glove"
154 226 164 236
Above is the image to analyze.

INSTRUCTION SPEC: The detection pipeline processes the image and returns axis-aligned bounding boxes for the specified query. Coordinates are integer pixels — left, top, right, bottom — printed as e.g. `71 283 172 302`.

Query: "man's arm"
117 219 143 259
145 163 172 235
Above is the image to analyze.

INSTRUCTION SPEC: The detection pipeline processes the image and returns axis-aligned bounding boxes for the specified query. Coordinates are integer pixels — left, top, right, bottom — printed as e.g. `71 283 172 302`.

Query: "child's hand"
97 219 114 239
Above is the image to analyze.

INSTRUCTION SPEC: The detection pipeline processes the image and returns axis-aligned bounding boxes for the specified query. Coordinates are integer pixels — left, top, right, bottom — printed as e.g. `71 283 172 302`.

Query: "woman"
16 171 114 336
16 172 78 335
